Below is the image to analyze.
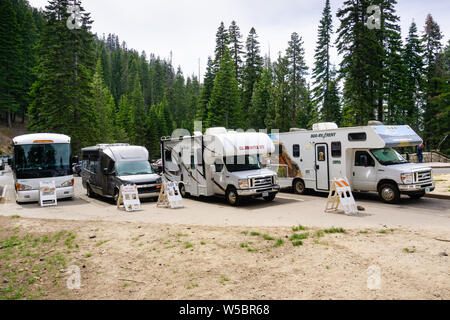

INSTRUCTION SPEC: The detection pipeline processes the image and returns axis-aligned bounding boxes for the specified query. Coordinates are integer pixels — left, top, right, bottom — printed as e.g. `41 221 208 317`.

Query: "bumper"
16 186 75 203
138 191 160 198
237 185 280 197
398 181 435 194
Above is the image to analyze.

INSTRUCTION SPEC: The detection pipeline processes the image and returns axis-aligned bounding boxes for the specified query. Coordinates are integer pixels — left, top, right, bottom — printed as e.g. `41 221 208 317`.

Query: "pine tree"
145 105 160 159
312 0 335 123
228 21 244 84
0 0 21 128
242 27 263 123
91 60 114 143
271 54 291 132
422 14 443 149
249 67 273 130
286 32 308 126
196 57 215 127
207 47 242 129
213 22 229 72
402 21 425 130
129 76 147 145
28 0 97 154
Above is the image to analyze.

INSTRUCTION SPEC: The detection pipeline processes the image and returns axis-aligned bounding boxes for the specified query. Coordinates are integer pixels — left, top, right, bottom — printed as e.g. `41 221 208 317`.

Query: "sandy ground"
1 172 449 300
0 216 449 300
433 173 450 195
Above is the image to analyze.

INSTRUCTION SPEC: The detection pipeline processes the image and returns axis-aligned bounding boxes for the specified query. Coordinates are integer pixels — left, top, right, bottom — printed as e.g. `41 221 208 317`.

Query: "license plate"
262 191 269 197
425 187 430 193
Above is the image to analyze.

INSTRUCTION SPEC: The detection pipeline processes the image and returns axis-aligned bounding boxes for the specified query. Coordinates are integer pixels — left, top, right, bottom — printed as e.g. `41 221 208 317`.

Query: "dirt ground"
1 216 448 300
433 173 450 195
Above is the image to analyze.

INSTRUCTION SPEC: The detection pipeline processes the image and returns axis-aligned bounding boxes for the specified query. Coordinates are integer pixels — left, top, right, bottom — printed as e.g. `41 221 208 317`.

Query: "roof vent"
368 120 383 126
312 122 338 131
289 128 307 132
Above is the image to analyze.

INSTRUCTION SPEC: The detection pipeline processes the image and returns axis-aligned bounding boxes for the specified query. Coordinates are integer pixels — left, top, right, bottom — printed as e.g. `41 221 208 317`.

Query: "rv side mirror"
210 165 216 173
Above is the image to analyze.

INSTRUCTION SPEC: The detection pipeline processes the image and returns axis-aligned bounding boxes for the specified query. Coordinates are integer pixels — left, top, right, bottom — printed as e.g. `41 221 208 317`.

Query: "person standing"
416 143 424 163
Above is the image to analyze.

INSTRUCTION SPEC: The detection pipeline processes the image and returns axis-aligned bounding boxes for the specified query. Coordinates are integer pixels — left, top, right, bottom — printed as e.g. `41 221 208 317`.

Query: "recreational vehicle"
81 144 162 202
161 127 280 206
11 133 74 203
271 122 435 203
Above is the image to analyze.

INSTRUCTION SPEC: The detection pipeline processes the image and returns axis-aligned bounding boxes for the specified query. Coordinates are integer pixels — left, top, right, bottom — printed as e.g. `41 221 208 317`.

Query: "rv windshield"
370 148 408 165
224 155 261 172
116 161 154 176
13 143 71 179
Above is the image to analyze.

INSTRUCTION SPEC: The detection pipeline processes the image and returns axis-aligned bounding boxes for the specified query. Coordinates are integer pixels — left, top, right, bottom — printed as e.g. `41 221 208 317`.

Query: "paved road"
0 168 449 232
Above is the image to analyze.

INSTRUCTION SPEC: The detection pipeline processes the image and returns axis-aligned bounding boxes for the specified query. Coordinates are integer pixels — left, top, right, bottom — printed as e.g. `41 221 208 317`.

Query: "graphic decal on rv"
272 142 303 179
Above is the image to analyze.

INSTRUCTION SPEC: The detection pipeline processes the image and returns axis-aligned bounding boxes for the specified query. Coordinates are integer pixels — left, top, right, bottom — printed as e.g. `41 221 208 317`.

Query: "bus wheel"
226 187 240 206
378 183 400 204
179 183 188 198
293 179 306 195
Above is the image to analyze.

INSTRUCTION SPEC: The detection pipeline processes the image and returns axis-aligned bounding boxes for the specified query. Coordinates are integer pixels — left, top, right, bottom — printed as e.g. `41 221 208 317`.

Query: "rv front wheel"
179 183 188 198
378 183 400 204
226 187 240 206
86 184 94 198
293 179 306 195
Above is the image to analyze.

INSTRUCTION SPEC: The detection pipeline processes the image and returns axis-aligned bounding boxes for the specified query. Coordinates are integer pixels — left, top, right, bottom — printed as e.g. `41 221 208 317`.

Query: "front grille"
415 170 431 183
251 176 272 188
138 187 159 194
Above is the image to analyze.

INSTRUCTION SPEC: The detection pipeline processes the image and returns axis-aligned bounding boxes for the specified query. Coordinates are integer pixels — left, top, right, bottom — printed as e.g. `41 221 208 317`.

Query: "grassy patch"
292 240 303 246
273 239 284 248
262 234 274 241
359 230 369 234
292 224 308 232
10 215 20 219
247 248 258 252
250 232 260 236
240 243 248 248
185 242 193 249
200 241 206 245
187 282 199 289
85 253 92 258
290 232 309 241
378 230 387 234
403 247 416 253
323 227 346 234
219 275 229 284
241 231 248 235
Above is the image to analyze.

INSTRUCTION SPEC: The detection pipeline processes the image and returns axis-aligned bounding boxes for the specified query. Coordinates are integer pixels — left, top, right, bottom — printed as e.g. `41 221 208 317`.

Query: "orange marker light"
33 140 54 143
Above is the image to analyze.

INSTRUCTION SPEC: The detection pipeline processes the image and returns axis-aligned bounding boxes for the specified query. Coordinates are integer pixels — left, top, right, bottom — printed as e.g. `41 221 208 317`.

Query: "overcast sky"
28 0 449 81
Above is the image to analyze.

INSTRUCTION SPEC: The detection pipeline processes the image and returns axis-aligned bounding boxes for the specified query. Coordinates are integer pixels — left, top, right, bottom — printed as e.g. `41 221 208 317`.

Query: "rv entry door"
315 143 329 191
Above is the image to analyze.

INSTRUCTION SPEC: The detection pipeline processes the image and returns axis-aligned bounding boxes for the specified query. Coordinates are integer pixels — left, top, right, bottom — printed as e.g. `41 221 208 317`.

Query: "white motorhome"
11 133 75 203
161 127 280 206
271 122 435 203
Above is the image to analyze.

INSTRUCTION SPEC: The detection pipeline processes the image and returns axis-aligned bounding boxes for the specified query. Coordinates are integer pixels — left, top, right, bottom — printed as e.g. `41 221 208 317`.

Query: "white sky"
28 0 449 81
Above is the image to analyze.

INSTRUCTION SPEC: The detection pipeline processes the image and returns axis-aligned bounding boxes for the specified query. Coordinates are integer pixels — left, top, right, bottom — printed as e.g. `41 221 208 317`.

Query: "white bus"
11 133 75 203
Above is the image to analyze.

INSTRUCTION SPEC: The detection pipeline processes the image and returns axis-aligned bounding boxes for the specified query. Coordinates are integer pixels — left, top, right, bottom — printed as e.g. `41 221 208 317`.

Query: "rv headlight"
401 173 414 184
60 179 74 187
16 183 32 191
238 179 249 189
272 175 279 185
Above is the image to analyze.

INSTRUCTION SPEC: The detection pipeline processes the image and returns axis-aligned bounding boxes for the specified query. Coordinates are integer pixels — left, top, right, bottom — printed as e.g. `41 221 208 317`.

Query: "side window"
101 155 115 174
293 144 300 158
190 155 195 170
317 146 326 162
355 151 375 167
348 132 367 141
214 159 224 173
164 149 172 162
331 142 342 158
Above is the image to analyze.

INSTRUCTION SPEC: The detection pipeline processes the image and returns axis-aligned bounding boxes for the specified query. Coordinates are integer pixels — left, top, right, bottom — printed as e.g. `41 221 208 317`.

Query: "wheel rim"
228 190 237 204
180 185 185 197
296 181 304 193
87 185 91 196
382 187 395 201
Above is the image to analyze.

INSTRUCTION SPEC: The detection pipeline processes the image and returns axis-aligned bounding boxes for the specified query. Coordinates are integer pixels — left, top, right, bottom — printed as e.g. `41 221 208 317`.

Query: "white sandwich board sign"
157 181 184 209
39 181 57 207
117 184 141 212
325 177 358 215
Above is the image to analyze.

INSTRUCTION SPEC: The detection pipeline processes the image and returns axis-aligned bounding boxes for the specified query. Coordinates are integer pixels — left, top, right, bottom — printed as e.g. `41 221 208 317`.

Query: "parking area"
0 170 449 232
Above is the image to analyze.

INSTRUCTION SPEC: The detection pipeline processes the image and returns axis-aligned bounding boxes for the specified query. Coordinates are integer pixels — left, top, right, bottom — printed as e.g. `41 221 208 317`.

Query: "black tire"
113 188 119 204
408 191 425 199
225 187 240 206
378 183 400 204
263 193 276 202
293 179 307 195
86 184 94 198
179 183 190 198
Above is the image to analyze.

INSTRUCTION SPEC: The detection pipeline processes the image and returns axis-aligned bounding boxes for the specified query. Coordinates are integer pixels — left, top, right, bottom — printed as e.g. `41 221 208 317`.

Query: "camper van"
81 144 162 202
11 133 74 203
271 122 435 203
161 127 280 206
